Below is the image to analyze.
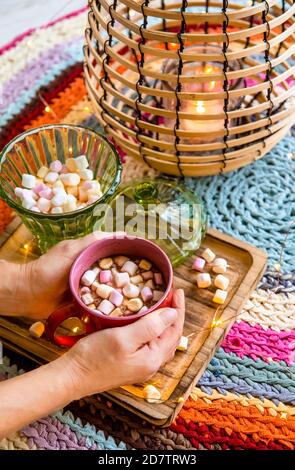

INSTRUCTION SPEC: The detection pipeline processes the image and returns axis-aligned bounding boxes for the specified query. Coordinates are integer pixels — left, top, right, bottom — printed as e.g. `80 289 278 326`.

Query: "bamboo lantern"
84 0 295 177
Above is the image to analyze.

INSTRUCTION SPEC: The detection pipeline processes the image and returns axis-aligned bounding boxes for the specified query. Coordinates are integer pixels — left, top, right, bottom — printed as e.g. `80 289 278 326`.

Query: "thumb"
124 308 178 351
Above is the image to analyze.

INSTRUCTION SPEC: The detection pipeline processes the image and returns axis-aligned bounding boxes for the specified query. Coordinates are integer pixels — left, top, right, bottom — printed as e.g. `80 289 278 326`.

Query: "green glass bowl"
0 124 122 252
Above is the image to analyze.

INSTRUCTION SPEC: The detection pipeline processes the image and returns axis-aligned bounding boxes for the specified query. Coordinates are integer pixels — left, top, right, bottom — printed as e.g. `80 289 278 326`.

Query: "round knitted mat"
0 6 295 451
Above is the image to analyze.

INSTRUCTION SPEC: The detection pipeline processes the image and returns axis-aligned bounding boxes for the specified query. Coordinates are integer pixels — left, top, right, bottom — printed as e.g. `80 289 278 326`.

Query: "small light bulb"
84 106 90 112
72 326 79 333
27 40 32 47
287 152 294 160
274 263 281 272
45 106 50 113
23 243 30 252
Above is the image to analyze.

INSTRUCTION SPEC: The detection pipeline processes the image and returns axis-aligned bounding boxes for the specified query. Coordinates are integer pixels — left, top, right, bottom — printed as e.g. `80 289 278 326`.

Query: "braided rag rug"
0 7 295 451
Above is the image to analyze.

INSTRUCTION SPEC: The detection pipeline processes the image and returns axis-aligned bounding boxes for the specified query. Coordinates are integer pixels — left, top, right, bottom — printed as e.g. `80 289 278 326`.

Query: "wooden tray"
0 219 267 426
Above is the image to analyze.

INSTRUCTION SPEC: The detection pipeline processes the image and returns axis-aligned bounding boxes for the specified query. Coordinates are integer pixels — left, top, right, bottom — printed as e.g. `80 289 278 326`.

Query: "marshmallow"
37 197 51 213
109 307 123 317
99 299 115 315
44 171 59 184
79 168 93 180
81 270 97 286
22 174 36 189
60 173 81 186
67 186 78 197
51 191 68 207
212 258 228 274
39 187 53 200
51 207 63 214
29 321 45 338
143 385 161 403
130 275 143 285
123 283 140 298
126 298 143 312
142 271 153 280
99 257 113 269
96 284 113 299
78 187 88 203
14 187 23 198
33 183 47 195
141 286 153 302
213 289 228 305
214 274 229 290
64 194 77 212
52 180 65 191
154 272 163 285
192 257 206 271
74 155 89 170
99 270 112 283
201 248 216 263
88 195 100 205
114 255 129 267
177 336 188 351
139 259 152 270
138 306 149 314
31 206 41 212
81 293 95 305
22 189 38 200
50 160 63 173
80 286 91 295
109 290 124 307
37 166 49 179
113 273 130 287
65 158 77 172
196 273 211 288
145 279 155 289
121 260 138 276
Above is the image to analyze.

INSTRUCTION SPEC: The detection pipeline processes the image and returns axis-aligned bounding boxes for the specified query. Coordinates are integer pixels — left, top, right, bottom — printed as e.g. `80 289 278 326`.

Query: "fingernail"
160 308 177 324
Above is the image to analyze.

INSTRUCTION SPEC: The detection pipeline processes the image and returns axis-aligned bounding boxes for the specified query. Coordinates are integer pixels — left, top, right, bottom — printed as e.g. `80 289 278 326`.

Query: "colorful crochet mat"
0 6 295 451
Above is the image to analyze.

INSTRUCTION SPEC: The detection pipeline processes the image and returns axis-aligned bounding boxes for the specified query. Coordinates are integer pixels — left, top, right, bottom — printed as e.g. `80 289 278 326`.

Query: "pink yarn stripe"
0 6 87 56
222 321 295 365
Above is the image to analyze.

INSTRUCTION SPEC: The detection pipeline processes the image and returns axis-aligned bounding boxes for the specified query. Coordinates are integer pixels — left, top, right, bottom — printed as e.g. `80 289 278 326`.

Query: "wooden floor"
0 0 86 47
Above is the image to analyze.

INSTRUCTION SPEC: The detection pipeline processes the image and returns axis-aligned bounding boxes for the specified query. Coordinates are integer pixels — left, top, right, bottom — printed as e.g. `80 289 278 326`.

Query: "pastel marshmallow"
114 255 129 267
192 257 206 271
196 273 211 288
52 180 65 191
33 183 47 195
60 173 81 186
96 284 113 299
138 306 149 314
88 195 100 205
145 279 155 289
201 248 216 263
44 171 59 184
67 186 78 197
214 274 229 290
143 385 161 403
37 197 51 213
50 160 63 173
99 299 115 315
29 321 45 338
81 293 95 305
126 298 143 312
74 155 89 170
22 189 37 200
81 270 97 286
65 158 77 172
80 286 91 295
213 289 228 305
154 272 163 285
37 166 49 179
99 270 112 283
109 290 124 307
177 336 188 351
142 271 153 280
64 194 77 212
109 307 122 317
123 283 140 299
130 275 143 285
139 259 152 270
212 258 228 274
79 168 93 180
22 174 36 189
31 206 41 212
51 191 68 207
78 187 88 203
141 286 153 302
39 188 53 200
99 257 113 269
14 187 23 199
121 260 138 276
113 273 130 287
51 207 63 214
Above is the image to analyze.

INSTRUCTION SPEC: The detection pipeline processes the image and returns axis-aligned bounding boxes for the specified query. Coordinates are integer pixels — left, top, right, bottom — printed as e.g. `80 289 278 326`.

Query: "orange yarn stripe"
24 77 87 130
180 397 295 447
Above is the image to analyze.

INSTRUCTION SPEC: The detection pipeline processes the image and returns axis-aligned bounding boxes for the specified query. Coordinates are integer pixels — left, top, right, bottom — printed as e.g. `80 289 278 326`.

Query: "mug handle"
45 303 96 347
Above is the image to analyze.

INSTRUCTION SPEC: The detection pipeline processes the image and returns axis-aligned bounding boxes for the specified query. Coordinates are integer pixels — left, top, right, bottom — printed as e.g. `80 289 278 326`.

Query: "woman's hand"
63 289 185 399
1 232 121 319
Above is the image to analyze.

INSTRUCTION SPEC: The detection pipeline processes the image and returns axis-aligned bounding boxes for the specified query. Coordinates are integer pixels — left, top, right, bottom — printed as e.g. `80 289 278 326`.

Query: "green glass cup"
0 124 122 253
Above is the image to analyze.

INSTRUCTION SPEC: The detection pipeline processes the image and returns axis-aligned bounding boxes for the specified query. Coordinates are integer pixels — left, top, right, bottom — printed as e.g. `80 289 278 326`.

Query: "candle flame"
196 101 206 114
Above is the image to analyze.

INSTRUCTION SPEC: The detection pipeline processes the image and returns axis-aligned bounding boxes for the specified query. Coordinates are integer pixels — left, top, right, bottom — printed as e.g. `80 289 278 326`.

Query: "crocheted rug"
0 6 295 451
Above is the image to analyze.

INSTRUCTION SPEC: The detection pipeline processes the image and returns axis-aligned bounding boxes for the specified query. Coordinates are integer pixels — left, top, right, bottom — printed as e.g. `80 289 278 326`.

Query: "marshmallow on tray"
15 155 103 215
213 289 228 305
196 273 211 288
192 257 206 271
212 258 228 274
201 248 216 263
214 274 229 290
79 255 167 318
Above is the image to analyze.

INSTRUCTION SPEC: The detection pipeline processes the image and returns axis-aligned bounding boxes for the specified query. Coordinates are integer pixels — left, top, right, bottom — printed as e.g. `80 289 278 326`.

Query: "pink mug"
45 235 173 347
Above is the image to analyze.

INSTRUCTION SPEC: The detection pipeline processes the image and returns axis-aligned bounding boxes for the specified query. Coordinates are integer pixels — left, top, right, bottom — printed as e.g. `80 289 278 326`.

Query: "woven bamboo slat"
84 0 295 177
